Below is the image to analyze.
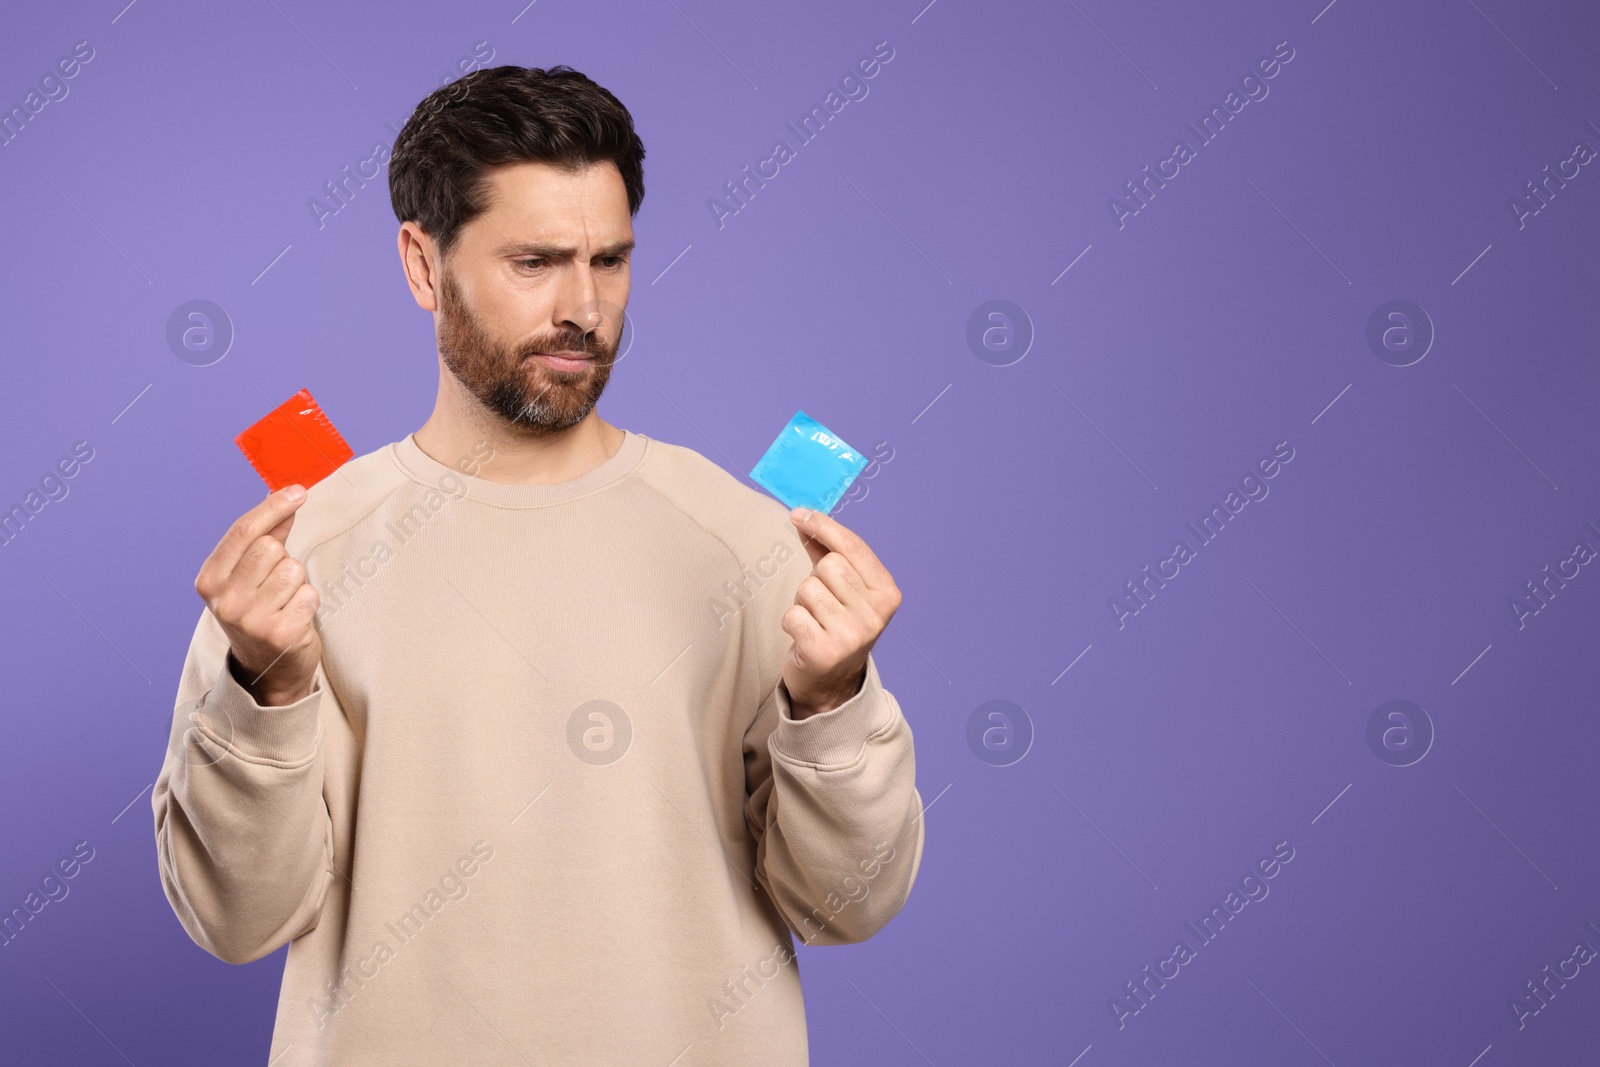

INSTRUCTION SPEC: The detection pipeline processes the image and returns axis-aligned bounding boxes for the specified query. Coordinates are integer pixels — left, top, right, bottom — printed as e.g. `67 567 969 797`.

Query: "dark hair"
388 65 646 262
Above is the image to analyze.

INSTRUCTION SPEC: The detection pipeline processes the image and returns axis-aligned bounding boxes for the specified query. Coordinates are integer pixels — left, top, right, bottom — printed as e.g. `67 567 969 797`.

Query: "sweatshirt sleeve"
739 519 925 946
151 605 337 965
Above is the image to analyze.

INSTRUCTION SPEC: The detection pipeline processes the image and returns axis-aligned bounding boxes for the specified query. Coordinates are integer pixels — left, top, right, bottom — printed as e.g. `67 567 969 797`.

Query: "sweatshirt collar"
388 427 649 509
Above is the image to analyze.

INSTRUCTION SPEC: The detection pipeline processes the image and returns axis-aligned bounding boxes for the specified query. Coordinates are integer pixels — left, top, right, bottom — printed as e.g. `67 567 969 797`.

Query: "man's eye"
515 258 625 269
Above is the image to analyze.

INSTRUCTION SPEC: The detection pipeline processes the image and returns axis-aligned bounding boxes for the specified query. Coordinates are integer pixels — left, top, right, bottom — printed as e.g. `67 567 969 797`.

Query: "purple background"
3 0 1599 1063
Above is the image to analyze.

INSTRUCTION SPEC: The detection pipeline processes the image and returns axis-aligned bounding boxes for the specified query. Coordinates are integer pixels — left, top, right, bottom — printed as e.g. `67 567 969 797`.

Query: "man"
152 64 923 1065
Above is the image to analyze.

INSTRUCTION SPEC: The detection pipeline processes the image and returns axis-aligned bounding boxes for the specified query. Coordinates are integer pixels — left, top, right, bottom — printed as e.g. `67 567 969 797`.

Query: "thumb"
792 517 827 567
264 502 300 545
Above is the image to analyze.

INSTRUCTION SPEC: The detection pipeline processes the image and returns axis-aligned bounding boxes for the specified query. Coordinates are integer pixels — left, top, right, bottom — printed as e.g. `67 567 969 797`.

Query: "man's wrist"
228 650 313 707
784 666 867 720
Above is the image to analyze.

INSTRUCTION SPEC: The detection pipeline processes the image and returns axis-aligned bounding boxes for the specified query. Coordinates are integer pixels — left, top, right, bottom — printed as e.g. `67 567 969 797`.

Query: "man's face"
433 160 633 433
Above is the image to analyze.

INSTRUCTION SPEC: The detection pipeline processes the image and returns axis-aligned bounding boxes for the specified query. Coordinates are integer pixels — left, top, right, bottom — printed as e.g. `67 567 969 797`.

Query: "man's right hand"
194 484 323 707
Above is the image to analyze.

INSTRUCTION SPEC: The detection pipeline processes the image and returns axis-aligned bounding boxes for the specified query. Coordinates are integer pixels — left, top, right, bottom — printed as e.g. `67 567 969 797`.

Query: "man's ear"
398 222 440 311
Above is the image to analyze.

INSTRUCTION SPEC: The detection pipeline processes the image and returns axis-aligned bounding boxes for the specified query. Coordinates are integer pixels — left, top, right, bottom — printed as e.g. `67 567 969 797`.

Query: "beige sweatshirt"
152 428 924 1066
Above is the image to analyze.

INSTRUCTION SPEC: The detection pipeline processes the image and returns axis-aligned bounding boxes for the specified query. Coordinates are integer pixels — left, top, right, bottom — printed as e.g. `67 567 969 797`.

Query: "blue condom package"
750 410 870 514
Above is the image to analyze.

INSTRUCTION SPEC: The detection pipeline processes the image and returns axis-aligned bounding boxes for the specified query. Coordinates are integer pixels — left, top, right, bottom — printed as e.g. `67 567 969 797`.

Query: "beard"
435 267 618 433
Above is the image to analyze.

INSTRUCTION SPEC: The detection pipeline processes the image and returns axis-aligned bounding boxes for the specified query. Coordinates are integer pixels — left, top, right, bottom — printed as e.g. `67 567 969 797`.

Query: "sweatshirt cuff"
772 654 895 767
191 655 324 763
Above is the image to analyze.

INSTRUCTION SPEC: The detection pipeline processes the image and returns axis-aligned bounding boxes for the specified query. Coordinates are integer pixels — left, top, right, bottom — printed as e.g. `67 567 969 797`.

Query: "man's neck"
412 402 625 487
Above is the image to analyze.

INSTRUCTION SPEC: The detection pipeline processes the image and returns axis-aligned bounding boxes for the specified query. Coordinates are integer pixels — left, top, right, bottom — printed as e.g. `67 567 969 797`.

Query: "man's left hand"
779 507 902 719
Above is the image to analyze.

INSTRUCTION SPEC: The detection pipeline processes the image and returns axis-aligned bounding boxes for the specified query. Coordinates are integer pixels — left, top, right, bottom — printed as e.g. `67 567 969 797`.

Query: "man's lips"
529 351 592 371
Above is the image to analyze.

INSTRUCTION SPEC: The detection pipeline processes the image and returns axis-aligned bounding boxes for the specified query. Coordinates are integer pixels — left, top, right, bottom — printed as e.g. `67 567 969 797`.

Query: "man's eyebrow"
499 239 636 259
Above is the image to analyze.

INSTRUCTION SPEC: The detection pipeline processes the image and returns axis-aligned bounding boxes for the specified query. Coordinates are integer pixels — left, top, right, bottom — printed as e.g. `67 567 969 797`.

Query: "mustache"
521 333 601 355
517 332 621 366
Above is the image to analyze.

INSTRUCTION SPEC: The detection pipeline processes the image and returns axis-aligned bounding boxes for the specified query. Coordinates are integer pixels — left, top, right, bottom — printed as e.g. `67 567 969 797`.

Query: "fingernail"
283 484 306 500
792 507 811 523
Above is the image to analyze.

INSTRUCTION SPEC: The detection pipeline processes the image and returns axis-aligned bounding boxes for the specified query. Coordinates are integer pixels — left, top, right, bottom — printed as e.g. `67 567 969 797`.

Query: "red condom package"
234 388 354 493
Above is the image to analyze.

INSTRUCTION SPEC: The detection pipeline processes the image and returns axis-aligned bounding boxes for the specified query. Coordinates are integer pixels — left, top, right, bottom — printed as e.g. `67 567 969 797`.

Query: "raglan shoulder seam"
291 446 419 566
629 449 791 711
